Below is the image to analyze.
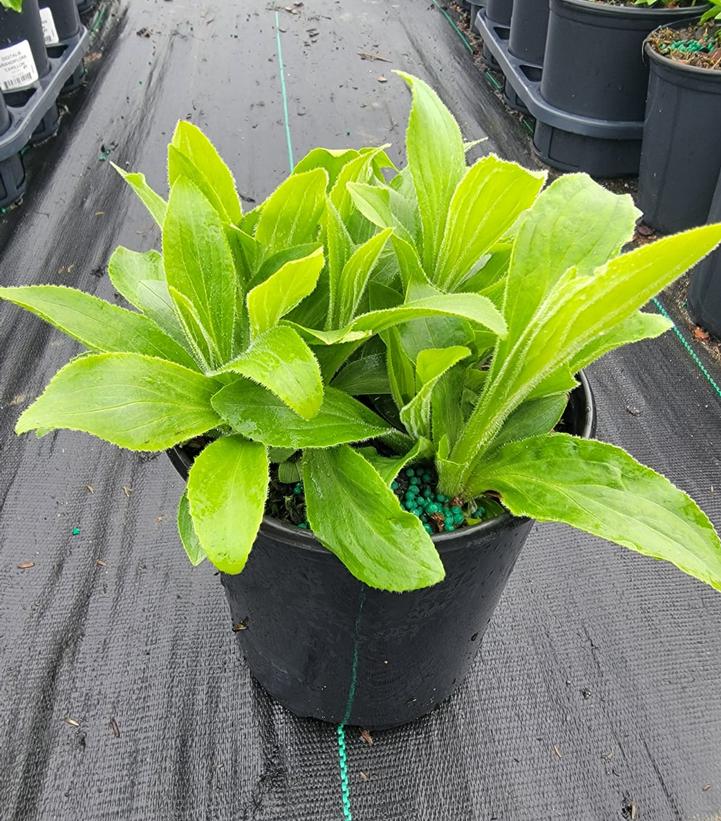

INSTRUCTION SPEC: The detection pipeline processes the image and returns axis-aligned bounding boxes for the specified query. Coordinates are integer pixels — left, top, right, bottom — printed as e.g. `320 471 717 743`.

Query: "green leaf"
216 326 323 420
450 221 721 489
16 353 222 450
177 491 206 566
107 247 189 349
570 310 672 373
347 182 413 244
112 164 167 226
163 177 238 366
246 247 324 338
329 147 390 223
0 285 197 369
400 346 470 440
384 327 416 409
331 228 393 327
395 72 466 272
254 169 328 256
170 121 242 223
331 353 391 395
187 436 269 574
485 394 568 453
434 155 546 291
303 446 445 591
470 433 721 593
212 382 392 448
293 147 360 188
1 0 24 11
358 438 434 486
491 174 639 381
298 292 507 344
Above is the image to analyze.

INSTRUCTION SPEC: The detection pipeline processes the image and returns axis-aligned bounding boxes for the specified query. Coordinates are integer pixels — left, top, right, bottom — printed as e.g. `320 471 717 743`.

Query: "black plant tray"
1 27 89 161
0 26 89 208
474 10 643 176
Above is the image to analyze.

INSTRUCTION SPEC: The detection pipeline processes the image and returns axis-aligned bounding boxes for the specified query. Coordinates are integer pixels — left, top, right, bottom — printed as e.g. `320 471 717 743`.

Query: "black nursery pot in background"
638 33 721 234
39 0 82 47
536 0 700 176
688 169 721 338
169 376 595 729
0 94 26 208
509 0 550 67
0 0 51 97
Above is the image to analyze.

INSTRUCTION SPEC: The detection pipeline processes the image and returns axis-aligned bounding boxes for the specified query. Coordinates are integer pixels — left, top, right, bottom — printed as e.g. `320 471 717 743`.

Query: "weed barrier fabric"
0 0 720 819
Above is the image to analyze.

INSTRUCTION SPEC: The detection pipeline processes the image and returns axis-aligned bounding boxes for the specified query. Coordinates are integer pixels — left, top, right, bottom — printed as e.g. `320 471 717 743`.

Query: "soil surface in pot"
648 22 721 68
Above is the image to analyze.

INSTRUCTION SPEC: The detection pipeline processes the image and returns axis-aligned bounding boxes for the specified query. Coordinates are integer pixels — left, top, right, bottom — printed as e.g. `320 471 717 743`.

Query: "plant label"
0 40 39 92
40 7 60 46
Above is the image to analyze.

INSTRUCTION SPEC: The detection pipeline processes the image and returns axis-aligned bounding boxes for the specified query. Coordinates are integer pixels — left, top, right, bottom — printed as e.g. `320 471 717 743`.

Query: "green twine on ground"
337 725 353 820
653 297 721 400
429 0 473 53
274 11 295 171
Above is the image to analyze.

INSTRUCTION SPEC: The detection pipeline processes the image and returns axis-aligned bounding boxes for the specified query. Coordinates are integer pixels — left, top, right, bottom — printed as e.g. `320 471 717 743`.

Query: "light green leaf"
247 247 324 338
400 346 470 440
491 174 639 381
0 285 197 369
1 0 24 11
331 353 391 395
470 433 721 592
187 436 269 574
177 491 206 566
303 445 445 591
451 221 721 488
358 438 434 486
299 292 507 345
163 177 237 366
293 147 360 188
331 228 393 327
486 394 568 453
170 121 242 223
255 169 328 256
216 326 323 420
212 383 392 448
107 247 189 349
226 225 260 282
395 71 466 272
16 353 221 450
329 146 390 222
434 155 546 291
384 327 416 409
347 182 413 244
570 310 672 373
112 164 167 226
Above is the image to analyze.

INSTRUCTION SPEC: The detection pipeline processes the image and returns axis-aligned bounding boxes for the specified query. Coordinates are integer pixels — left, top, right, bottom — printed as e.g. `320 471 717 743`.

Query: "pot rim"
644 20 721 76
553 0 706 18
168 372 596 557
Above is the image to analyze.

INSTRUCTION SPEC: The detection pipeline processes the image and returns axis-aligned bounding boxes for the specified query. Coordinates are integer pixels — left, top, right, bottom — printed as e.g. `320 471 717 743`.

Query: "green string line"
272 13 360 818
429 0 473 53
274 11 295 171
652 297 721 400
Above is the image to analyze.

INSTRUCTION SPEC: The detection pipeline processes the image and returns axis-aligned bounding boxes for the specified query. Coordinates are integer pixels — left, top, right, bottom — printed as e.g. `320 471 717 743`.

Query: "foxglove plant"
0 118 504 590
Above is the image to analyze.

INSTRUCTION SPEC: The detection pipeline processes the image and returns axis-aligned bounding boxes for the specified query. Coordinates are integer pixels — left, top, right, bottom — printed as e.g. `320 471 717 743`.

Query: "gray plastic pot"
688 169 721 338
486 0 514 27
168 376 595 729
638 28 721 233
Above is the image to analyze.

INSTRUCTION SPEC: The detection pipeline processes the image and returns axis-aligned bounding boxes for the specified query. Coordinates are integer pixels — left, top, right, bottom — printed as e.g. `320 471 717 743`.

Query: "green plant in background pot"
0 0 24 10
2 75 721 727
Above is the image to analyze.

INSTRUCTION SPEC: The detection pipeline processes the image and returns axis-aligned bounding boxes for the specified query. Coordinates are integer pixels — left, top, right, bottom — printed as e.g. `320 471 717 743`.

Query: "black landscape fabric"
1 1 721 819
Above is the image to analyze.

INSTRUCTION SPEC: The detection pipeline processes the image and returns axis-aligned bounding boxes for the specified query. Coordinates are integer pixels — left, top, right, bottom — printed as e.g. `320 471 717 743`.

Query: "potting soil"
1 1 721 819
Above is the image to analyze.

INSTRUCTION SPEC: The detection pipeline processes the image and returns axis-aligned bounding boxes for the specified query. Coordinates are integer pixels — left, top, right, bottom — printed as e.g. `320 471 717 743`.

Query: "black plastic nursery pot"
169 376 595 729
688 169 721 338
0 0 51 96
536 0 700 176
638 29 721 234
508 0 550 67
39 0 82 48
0 94 25 208
485 0 513 28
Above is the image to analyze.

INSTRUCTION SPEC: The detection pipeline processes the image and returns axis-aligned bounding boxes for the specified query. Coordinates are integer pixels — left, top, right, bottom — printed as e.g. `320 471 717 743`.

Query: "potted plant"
638 2 721 232
534 0 703 174
2 74 721 729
